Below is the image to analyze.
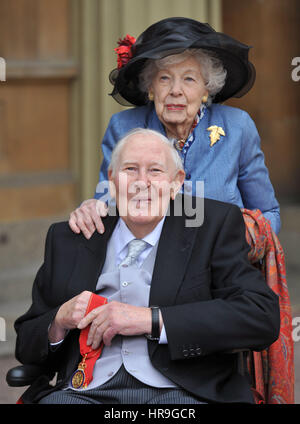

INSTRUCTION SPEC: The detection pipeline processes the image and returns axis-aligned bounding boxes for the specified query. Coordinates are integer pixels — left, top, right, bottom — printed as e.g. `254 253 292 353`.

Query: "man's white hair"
108 128 184 176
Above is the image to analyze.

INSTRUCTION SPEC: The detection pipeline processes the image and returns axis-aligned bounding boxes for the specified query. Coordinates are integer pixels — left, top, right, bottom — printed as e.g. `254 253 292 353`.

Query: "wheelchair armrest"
223 349 250 376
6 364 53 387
223 349 250 354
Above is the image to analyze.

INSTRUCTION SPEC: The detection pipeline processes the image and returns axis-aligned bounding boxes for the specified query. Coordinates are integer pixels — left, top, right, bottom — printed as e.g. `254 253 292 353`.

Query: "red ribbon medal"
71 293 107 389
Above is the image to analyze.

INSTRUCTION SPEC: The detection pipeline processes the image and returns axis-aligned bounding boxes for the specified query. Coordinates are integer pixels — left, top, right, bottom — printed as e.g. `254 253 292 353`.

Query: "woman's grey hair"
139 49 227 104
108 128 184 177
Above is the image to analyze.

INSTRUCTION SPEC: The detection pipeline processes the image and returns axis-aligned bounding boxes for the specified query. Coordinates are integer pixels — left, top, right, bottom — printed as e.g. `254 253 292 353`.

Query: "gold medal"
71 354 87 389
70 294 107 390
71 369 85 389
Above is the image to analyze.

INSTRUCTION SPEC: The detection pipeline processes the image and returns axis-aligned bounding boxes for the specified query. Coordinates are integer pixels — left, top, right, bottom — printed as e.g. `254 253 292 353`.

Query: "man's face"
108 133 185 232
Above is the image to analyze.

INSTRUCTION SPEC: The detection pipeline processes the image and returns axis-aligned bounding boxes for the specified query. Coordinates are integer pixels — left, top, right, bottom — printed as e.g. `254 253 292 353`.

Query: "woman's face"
150 56 208 133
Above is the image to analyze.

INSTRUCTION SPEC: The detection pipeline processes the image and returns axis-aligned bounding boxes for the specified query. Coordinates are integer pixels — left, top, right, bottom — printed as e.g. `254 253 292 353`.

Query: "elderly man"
15 128 279 404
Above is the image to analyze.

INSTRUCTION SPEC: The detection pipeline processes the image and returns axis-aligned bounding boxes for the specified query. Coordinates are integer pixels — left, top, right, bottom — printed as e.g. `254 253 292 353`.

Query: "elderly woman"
69 17 280 238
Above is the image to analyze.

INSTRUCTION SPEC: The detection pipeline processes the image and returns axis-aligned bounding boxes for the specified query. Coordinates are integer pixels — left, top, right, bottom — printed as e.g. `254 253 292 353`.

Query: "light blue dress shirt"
95 102 280 234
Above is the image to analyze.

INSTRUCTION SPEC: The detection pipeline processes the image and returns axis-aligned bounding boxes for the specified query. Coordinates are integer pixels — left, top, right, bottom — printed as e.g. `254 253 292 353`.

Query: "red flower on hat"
114 34 136 69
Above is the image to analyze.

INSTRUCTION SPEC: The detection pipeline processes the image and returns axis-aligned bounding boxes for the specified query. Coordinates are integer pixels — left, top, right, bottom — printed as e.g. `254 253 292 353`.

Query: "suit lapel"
149 200 199 308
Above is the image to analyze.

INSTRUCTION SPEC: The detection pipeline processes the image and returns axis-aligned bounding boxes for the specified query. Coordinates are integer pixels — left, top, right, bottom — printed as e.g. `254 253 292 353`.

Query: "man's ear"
171 170 185 200
108 169 116 199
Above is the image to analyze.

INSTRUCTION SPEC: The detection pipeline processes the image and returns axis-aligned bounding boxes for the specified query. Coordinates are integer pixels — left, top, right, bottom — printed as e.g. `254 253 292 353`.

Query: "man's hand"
69 199 108 239
48 291 92 343
77 301 152 349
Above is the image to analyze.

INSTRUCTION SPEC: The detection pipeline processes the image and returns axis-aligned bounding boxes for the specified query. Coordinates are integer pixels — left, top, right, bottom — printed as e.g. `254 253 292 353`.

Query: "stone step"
0 262 41 302
0 261 43 356
0 215 68 357
0 299 31 356
0 215 67 270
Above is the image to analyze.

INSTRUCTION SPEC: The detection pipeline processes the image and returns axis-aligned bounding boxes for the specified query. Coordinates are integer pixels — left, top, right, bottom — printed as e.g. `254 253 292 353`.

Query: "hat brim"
110 20 256 106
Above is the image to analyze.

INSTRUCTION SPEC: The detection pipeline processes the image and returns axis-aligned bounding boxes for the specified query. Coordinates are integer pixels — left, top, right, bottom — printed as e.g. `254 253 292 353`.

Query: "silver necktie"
119 239 148 267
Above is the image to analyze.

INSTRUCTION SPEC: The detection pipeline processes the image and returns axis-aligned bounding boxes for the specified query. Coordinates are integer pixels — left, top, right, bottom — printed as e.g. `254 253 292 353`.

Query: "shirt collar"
114 217 166 258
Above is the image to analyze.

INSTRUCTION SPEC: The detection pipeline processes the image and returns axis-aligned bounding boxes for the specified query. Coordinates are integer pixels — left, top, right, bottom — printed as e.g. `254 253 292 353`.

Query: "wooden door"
0 0 78 221
223 0 300 202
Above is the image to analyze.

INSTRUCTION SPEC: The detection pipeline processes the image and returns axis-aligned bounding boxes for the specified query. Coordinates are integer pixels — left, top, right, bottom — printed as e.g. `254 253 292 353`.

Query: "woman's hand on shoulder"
69 199 108 239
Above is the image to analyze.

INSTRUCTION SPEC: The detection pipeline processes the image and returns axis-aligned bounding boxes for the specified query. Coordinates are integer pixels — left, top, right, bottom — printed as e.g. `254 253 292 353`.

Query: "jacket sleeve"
100 114 123 182
237 111 281 234
161 204 280 360
94 114 122 200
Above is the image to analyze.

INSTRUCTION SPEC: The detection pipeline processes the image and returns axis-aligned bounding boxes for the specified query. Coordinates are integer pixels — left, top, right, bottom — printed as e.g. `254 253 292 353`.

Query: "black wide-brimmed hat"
109 17 256 106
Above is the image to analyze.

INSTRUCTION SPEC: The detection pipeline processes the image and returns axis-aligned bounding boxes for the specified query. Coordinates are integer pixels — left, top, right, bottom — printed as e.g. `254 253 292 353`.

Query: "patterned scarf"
241 208 294 404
